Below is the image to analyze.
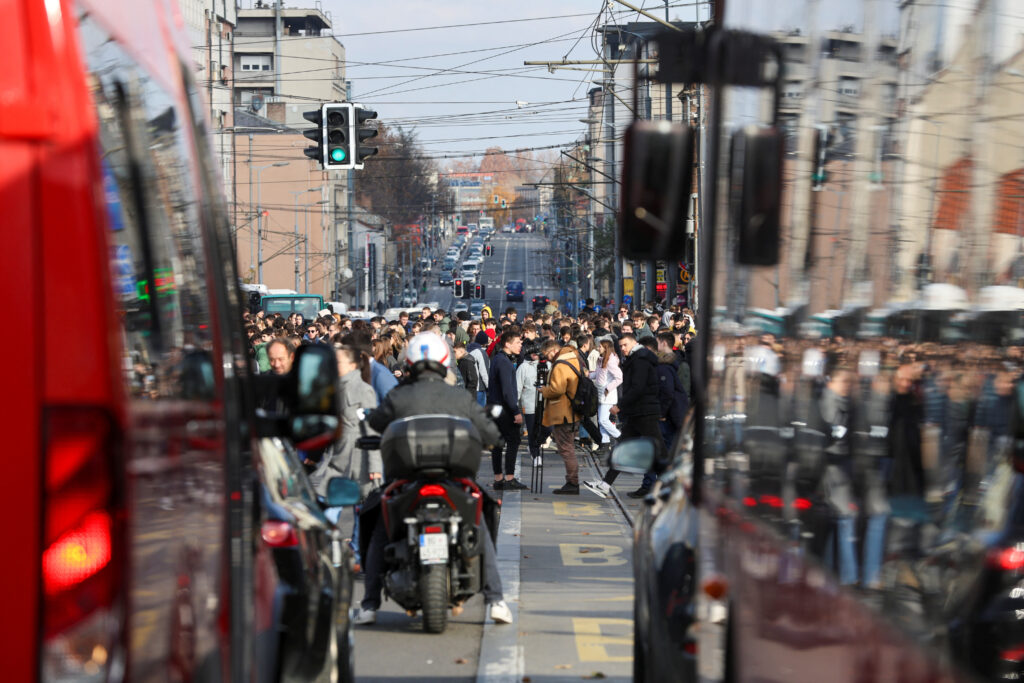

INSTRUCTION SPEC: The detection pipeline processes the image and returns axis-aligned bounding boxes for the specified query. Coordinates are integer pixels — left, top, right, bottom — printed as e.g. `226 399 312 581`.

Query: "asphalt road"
353 234 639 681
419 232 555 318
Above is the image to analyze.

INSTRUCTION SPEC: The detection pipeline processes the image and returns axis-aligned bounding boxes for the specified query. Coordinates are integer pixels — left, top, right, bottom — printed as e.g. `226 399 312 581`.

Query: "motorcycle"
356 413 499 634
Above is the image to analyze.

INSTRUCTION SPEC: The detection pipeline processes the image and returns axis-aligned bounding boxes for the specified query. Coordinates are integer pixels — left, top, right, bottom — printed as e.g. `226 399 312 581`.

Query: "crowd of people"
241 297 698 499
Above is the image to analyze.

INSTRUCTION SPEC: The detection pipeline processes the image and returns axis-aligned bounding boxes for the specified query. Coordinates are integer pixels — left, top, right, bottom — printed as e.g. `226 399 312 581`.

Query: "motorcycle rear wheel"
420 564 450 634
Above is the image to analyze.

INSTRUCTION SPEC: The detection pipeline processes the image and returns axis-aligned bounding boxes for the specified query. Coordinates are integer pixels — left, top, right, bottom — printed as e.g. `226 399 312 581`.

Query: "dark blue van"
505 280 524 302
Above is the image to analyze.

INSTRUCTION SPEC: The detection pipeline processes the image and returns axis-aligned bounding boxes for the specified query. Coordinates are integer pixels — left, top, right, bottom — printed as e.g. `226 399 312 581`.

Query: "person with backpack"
540 339 591 494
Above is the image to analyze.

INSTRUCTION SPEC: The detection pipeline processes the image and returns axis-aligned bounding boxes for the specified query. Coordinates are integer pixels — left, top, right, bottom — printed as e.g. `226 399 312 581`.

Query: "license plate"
418 533 448 565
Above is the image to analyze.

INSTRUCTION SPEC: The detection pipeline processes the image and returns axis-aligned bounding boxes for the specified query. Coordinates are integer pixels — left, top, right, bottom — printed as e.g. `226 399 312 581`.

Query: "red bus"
3 1 260 680
456 225 469 237
618 2 1024 682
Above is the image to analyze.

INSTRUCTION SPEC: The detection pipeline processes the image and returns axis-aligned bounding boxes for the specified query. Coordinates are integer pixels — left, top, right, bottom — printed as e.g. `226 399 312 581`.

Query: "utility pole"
346 80 355 304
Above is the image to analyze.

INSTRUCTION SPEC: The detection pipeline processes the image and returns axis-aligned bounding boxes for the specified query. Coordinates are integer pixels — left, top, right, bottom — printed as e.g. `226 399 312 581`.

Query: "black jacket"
619 347 661 418
487 351 520 412
457 355 478 398
367 371 501 447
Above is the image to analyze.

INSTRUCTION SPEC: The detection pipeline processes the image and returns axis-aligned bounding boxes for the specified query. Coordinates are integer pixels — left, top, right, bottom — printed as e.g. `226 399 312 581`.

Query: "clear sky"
313 1 712 162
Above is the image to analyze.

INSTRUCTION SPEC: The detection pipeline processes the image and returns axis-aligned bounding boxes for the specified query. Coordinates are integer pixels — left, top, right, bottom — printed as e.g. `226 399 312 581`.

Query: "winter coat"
590 353 623 405
457 355 478 398
367 371 502 450
517 360 539 414
255 343 271 373
487 351 520 412
468 342 489 391
656 351 688 429
541 346 582 427
310 369 381 498
618 346 661 418
369 358 399 404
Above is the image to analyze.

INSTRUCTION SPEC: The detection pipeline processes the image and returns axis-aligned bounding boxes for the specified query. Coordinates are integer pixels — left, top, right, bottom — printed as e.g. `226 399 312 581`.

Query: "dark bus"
618 1 1024 682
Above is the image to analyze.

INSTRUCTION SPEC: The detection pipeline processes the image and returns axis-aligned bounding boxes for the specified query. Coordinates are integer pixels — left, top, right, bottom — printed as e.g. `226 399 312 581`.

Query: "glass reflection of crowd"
722 332 1022 591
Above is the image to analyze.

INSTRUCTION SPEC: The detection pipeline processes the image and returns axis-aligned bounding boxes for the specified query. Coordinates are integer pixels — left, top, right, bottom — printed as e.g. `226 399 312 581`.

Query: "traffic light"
474 283 486 299
352 104 379 168
324 103 353 170
454 279 464 298
302 108 324 166
302 103 354 170
812 125 831 190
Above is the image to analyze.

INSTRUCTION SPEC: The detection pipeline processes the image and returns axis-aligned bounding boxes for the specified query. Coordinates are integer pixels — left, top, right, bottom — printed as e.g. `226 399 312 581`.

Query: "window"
838 77 860 97
239 54 272 72
77 14 218 401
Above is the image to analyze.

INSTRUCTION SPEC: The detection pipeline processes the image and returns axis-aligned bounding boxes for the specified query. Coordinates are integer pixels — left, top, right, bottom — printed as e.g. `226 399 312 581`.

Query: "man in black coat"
583 333 665 499
487 330 526 490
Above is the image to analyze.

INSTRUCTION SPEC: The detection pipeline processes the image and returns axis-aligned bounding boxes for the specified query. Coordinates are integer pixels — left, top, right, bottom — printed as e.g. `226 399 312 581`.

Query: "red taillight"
1001 644 1024 662
792 497 812 511
43 511 112 595
41 407 122 642
742 496 757 507
424 525 443 534
261 521 299 547
989 546 1024 571
759 495 783 508
419 484 446 497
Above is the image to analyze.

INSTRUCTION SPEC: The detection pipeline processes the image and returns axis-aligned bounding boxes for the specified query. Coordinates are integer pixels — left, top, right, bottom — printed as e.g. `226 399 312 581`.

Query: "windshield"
263 297 322 320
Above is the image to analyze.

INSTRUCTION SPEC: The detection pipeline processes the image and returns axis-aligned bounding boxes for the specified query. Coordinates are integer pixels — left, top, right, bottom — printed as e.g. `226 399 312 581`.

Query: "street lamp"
255 161 289 283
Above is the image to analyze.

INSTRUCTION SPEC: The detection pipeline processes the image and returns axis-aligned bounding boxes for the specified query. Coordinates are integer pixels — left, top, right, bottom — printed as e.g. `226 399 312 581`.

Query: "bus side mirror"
730 125 783 266
620 120 694 260
289 344 340 450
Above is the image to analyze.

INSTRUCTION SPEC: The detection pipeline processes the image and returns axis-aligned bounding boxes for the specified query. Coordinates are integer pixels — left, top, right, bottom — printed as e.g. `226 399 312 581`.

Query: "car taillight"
423 525 444 534
261 520 300 548
792 497 812 511
41 407 123 681
988 546 1024 571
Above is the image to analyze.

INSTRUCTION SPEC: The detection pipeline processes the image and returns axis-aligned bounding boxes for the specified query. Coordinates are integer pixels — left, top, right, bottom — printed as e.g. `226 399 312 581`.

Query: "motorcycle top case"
380 415 483 479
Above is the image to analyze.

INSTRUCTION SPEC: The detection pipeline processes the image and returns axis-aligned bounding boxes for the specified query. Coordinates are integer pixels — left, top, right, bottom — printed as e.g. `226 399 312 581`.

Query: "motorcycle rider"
354 333 513 626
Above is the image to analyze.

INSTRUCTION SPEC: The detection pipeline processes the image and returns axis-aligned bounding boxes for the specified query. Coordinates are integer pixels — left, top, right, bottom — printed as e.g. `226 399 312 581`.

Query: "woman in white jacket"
590 339 622 448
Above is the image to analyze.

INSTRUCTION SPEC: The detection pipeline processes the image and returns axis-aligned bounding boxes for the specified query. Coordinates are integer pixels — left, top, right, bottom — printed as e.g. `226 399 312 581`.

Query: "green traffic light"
330 148 346 162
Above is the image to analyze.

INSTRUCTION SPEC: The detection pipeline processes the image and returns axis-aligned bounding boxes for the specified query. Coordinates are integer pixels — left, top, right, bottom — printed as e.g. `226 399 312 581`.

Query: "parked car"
505 280 525 302
252 346 360 683
609 439 698 683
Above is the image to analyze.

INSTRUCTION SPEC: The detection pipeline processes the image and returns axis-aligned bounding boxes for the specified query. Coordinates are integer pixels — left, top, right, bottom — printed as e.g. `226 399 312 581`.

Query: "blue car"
505 280 524 302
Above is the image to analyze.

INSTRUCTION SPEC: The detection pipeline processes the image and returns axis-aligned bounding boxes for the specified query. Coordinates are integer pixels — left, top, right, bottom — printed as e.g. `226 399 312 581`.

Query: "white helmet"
406 332 450 367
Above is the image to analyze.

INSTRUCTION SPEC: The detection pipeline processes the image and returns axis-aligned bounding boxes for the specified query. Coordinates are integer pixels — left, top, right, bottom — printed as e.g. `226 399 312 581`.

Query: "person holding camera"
517 340 546 466
539 339 584 494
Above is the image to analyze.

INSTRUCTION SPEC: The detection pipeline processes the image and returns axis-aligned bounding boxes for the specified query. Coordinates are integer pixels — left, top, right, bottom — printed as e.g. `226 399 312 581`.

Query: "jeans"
552 422 580 485
361 513 504 610
597 404 621 444
825 516 858 585
861 513 888 587
491 411 521 476
476 390 487 407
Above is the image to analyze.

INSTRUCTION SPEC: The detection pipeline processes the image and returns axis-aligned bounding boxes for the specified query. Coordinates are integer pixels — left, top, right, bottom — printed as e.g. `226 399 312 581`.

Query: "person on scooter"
354 333 513 626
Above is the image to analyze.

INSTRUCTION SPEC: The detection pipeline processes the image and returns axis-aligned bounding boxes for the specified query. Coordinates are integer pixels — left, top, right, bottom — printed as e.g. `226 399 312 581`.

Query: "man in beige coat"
540 339 582 494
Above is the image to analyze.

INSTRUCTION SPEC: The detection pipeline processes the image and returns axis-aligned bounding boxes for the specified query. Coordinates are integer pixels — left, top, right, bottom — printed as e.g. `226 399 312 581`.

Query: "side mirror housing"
730 125 783 266
610 437 657 474
289 344 340 449
326 477 362 507
620 120 694 260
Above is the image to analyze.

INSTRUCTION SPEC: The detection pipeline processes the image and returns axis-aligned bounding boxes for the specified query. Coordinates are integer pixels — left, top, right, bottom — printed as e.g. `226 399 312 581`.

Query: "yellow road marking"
572 617 633 662
552 501 609 517
559 543 627 566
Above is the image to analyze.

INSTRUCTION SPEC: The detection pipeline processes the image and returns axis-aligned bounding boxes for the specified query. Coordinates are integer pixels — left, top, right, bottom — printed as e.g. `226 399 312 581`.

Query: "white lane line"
476 487 523 682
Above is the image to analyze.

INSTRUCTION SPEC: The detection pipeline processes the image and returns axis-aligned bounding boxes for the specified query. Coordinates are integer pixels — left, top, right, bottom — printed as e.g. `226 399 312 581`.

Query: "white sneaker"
582 480 611 499
590 441 601 452
488 600 513 624
542 437 554 449
353 608 377 625
533 456 543 467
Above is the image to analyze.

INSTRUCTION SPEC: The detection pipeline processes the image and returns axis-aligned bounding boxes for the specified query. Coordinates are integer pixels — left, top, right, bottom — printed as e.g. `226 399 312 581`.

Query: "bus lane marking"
571 618 633 662
559 543 627 566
